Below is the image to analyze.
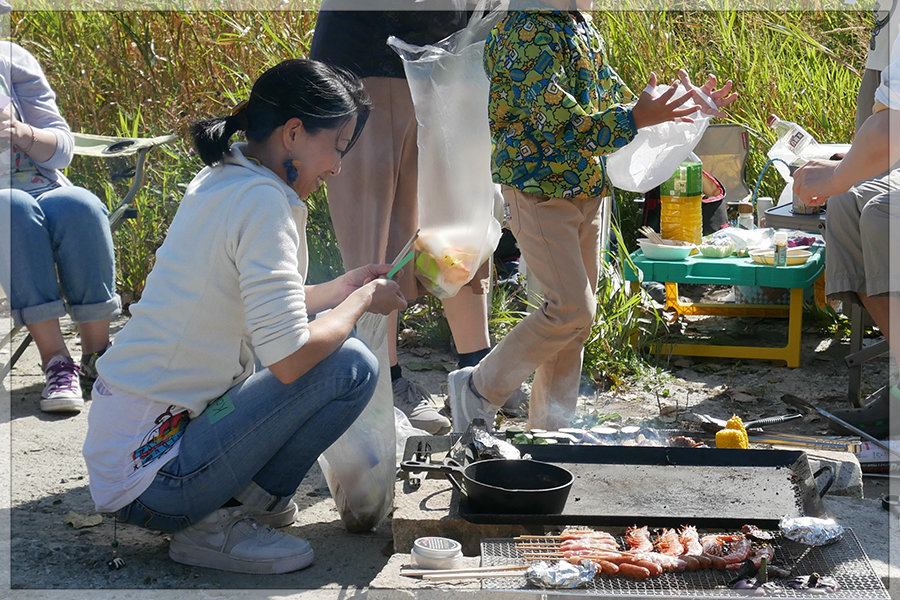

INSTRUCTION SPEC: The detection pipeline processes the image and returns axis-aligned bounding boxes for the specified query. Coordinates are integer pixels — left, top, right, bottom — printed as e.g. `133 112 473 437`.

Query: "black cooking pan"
400 458 574 515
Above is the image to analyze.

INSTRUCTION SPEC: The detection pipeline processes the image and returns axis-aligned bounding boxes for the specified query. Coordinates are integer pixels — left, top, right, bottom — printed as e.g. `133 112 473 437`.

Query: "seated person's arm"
793 107 898 205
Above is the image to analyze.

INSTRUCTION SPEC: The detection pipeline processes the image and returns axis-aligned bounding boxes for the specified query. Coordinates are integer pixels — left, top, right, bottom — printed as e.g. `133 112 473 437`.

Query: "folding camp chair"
692 123 752 207
1 132 177 379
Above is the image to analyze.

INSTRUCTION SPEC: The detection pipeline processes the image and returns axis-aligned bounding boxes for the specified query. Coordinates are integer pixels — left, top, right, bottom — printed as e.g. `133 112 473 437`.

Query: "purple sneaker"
40 354 84 413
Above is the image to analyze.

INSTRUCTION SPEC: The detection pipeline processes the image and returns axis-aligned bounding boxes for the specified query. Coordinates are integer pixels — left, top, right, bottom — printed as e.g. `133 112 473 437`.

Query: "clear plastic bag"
317 312 395 532
387 4 503 298
606 83 714 193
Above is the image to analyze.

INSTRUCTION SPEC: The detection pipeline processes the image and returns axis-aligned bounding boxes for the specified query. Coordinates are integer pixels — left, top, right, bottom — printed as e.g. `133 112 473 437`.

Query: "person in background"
449 0 736 432
0 30 118 413
793 30 899 439
310 2 528 434
855 0 896 132
82 59 407 574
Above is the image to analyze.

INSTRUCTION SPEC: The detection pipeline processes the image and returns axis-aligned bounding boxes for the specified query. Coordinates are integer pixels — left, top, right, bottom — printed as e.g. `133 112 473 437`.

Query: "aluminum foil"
779 516 844 546
525 560 598 589
472 428 521 460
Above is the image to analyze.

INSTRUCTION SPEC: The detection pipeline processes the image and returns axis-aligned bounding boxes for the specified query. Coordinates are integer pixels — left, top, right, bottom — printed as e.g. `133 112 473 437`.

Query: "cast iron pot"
400 458 574 515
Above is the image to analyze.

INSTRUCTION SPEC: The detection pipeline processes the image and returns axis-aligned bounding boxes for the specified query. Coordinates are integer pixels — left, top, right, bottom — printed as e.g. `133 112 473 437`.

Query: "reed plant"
7 7 870 381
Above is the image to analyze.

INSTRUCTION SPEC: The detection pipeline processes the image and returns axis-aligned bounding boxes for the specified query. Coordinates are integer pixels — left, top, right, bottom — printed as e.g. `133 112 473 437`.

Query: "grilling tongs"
697 413 803 434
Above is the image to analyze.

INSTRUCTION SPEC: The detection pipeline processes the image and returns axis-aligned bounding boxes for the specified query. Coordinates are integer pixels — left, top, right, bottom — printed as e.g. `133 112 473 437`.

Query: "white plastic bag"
394 407 429 465
606 84 714 193
388 6 503 298
317 312 395 532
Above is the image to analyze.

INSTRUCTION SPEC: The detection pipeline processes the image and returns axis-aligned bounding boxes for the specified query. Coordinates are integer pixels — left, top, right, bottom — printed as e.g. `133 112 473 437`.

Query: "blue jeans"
0 187 120 327
116 337 378 532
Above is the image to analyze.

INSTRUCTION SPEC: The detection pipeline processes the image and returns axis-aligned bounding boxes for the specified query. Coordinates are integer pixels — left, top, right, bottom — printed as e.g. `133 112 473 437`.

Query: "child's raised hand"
677 70 737 117
631 72 705 130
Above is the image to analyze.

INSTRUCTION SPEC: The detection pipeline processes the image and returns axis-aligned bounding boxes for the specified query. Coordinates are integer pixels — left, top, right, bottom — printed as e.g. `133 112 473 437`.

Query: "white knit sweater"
96 144 310 417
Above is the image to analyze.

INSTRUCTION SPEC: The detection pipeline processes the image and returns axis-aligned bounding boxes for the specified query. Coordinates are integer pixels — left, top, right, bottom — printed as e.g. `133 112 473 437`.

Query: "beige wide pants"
325 77 488 300
472 186 605 430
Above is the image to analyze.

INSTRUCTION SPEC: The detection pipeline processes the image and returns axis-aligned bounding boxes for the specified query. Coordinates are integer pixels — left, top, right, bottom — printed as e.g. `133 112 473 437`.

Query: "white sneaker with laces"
241 500 299 528
393 376 451 435
448 367 499 432
168 508 314 574
40 354 84 413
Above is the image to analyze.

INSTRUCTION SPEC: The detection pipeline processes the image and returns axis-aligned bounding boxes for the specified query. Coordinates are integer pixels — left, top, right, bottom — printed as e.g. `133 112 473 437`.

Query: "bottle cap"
738 202 753 213
767 114 779 128
774 231 788 244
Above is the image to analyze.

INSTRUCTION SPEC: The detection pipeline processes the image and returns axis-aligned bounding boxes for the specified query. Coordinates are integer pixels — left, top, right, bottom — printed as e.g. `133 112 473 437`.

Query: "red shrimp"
719 537 752 565
655 528 685 556
726 544 775 570
700 533 744 556
625 525 654 553
679 525 704 556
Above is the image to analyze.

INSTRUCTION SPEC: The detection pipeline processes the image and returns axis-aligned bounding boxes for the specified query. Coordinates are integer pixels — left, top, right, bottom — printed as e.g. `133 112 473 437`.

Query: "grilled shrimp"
625 525 654 552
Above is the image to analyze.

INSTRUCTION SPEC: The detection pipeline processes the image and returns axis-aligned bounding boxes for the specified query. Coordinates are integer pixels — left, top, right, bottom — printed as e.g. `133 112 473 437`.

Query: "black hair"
190 58 371 166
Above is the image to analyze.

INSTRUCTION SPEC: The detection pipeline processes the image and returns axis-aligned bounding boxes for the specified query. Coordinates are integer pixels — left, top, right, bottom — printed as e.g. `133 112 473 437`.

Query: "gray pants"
824 170 899 306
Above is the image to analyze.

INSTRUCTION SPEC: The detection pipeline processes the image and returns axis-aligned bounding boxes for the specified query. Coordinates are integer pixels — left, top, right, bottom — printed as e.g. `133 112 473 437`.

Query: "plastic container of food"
637 238 694 261
749 248 811 266
411 537 464 570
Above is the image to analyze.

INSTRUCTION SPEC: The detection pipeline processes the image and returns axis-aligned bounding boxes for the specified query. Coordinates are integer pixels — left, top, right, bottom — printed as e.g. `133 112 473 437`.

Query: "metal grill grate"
480 528 889 599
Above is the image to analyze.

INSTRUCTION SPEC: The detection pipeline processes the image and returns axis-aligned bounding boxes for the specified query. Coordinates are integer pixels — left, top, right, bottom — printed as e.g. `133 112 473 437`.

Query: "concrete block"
392 477 546 556
803 448 863 498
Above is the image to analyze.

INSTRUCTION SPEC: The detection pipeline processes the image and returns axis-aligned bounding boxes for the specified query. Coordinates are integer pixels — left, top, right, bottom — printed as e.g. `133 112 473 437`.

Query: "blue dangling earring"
283 158 300 186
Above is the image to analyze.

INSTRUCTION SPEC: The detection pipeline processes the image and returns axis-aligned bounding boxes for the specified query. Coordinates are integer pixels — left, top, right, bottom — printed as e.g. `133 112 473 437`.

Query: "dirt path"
1 310 892 597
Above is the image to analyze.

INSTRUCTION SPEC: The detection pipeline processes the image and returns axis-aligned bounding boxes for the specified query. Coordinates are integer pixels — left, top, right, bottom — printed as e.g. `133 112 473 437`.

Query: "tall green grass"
7 8 870 382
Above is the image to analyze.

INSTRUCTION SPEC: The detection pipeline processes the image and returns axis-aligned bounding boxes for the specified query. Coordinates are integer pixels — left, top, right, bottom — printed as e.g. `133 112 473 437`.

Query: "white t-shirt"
875 34 900 110
83 144 311 512
83 378 190 513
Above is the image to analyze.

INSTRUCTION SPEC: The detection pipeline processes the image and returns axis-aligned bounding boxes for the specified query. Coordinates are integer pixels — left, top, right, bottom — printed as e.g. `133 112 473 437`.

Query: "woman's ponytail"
190 111 245 166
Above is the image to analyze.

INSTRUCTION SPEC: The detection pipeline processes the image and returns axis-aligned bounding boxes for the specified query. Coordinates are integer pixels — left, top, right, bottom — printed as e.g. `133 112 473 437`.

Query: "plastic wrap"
606 84 715 193
317 313 395 532
387 3 503 298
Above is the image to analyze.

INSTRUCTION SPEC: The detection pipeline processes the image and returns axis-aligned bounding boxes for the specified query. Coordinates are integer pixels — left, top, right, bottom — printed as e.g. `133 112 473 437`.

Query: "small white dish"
637 237 694 261
411 536 464 570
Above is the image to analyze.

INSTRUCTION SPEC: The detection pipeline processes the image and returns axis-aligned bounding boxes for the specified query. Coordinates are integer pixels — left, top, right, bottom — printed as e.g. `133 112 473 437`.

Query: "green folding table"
624 247 825 367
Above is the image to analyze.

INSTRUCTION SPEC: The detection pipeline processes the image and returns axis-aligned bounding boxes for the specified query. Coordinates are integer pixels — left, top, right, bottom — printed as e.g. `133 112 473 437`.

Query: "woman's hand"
359 278 407 315
333 264 391 303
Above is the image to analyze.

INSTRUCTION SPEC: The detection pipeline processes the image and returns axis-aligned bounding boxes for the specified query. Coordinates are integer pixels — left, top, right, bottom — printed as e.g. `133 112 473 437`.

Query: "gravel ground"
1 308 894 599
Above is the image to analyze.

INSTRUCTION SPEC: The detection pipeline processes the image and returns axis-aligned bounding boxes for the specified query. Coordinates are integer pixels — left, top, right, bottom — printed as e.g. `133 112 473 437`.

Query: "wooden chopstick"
400 564 529 578
422 570 528 582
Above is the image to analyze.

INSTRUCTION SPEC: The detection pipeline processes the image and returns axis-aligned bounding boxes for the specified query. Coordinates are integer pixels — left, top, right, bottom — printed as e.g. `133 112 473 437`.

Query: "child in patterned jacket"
449 0 736 431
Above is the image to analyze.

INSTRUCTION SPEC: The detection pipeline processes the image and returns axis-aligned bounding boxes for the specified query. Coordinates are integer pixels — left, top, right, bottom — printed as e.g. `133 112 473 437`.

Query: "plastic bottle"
737 202 755 230
766 114 821 180
773 231 788 266
660 160 703 244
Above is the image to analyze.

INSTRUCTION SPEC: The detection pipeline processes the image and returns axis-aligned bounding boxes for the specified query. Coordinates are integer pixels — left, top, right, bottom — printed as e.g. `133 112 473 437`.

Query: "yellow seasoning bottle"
660 161 703 244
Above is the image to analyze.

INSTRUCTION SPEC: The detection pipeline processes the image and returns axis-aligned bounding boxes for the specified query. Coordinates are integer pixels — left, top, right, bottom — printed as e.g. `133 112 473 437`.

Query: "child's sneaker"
448 367 499 432
168 508 314 574
393 376 451 435
40 354 84 413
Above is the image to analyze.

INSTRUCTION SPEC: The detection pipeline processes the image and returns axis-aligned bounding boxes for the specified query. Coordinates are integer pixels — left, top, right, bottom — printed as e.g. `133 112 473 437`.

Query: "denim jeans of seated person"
115 337 378 532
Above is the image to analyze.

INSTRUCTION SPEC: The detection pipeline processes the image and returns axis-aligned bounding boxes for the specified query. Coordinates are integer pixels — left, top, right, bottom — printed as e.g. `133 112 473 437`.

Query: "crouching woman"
82 59 406 575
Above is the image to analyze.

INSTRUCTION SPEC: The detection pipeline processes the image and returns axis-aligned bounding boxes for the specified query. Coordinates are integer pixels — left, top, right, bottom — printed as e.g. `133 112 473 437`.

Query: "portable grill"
480 528 889 599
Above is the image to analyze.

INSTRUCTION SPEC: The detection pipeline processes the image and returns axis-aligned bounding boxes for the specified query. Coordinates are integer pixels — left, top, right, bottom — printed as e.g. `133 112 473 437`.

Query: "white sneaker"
40 354 84 413
448 367 499 432
168 508 314 574
242 500 299 528
393 376 451 435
